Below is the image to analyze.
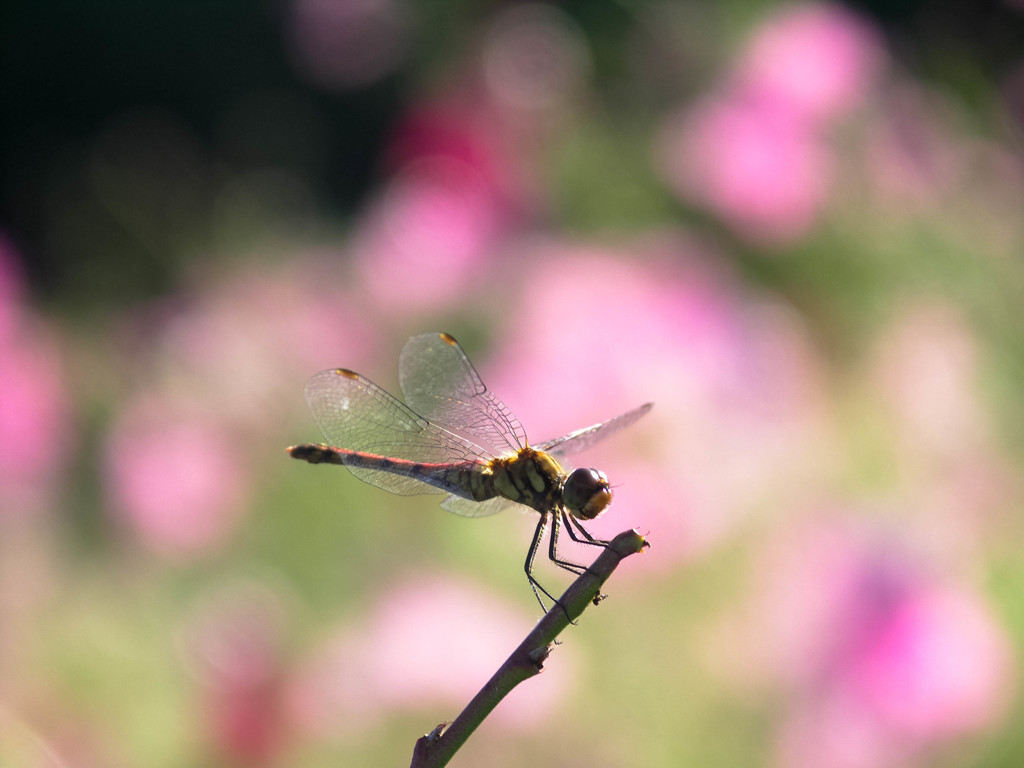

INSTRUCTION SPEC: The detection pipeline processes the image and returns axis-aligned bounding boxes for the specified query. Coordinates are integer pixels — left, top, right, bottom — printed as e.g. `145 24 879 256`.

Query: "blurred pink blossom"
288 573 572 736
481 3 590 113
0 324 69 515
863 83 965 207
386 104 503 186
957 141 1024 253
865 301 1018 557
657 2 881 245
723 519 1012 768
846 585 1011 738
284 0 410 90
659 93 832 244
129 259 377 432
105 258 380 554
105 398 248 556
731 2 881 124
351 158 504 312
0 240 70 516
352 91 537 314
182 586 291 767
871 301 986 464
0 703 123 768
485 238 827 566
384 100 531 218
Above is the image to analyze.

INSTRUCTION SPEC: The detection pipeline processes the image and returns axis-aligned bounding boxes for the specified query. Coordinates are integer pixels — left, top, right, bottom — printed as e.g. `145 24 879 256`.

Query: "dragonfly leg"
562 512 612 605
546 514 587 623
524 513 560 612
548 512 588 576
563 513 610 548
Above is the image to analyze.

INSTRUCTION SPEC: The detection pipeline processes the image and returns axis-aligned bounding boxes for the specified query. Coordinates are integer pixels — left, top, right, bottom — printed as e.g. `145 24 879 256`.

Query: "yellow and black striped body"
470 447 565 514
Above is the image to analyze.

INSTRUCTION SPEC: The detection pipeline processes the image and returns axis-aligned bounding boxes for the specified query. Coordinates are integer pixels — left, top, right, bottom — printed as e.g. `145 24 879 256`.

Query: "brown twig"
409 529 649 768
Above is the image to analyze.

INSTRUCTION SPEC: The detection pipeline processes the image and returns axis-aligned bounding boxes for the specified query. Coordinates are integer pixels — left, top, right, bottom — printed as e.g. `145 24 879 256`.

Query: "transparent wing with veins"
399 332 527 458
303 368 489 495
536 402 654 459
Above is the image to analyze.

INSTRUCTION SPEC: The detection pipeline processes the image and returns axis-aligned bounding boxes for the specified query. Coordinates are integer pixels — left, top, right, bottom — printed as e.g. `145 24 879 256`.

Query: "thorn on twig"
410 722 449 767
527 644 551 669
427 722 449 741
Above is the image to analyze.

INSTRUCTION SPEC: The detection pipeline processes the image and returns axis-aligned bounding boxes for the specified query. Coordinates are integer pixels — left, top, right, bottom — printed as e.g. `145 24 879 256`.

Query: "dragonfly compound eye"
563 467 612 520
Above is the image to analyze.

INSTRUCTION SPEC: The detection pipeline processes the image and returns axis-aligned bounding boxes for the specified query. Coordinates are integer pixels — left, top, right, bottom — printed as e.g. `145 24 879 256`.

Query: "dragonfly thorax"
486 447 562 513
486 448 612 521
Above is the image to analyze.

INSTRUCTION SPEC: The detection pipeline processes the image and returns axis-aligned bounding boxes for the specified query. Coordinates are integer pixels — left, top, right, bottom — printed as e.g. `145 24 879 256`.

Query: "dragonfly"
288 332 653 611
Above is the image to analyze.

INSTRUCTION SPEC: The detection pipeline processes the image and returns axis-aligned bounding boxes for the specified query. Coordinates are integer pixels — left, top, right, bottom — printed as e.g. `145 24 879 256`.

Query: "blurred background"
2 0 1024 766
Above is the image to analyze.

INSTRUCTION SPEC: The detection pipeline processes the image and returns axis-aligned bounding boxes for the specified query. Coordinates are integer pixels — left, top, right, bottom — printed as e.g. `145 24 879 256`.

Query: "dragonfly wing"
536 402 654 458
441 493 520 518
304 367 488 495
399 332 527 456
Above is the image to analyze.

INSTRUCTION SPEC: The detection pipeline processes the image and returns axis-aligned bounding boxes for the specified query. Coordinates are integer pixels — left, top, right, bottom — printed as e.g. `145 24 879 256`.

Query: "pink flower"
284 0 410 90
104 257 382 552
384 99 530 219
731 519 1012 768
658 93 832 244
863 83 965 207
131 260 378 432
870 301 986 462
105 398 248 556
288 573 572 736
480 3 590 113
484 238 826 566
0 240 70 515
386 104 507 189
182 586 291 766
351 158 504 313
0 326 69 515
732 2 881 124
0 701 119 768
847 586 1011 738
864 300 1017 563
656 3 881 245
774 576 1013 768
352 91 538 315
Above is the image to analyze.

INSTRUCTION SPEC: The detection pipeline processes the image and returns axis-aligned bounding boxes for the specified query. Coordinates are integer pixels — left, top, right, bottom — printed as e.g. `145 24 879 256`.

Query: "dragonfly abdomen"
288 443 486 498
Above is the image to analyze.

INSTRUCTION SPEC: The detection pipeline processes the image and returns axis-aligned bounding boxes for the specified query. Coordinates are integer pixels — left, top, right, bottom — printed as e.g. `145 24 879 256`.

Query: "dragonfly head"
562 467 612 520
